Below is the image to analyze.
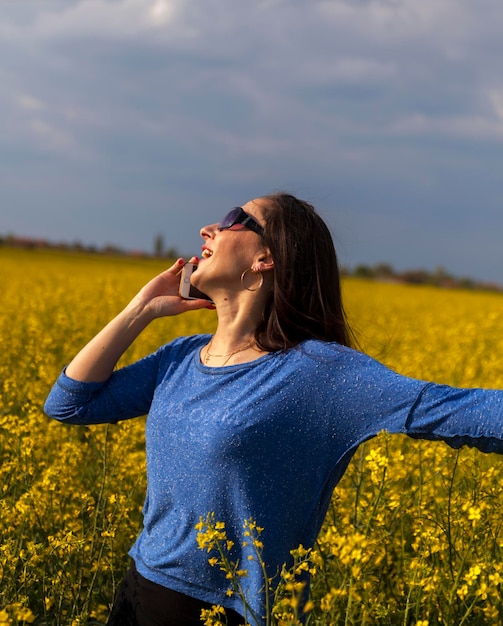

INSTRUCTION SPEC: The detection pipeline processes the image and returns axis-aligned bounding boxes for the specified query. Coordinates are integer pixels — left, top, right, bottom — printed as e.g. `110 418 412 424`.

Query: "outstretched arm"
65 257 209 383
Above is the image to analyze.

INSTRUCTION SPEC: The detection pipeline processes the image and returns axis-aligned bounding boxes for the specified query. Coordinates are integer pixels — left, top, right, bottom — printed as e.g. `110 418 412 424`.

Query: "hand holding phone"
179 263 212 302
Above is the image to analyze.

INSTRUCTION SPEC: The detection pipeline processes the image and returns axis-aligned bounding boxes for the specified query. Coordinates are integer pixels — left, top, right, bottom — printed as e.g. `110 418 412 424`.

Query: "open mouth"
202 249 213 259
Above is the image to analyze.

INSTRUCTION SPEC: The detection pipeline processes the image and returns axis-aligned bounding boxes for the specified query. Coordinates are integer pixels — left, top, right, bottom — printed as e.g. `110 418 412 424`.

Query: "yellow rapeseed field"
2 247 503 625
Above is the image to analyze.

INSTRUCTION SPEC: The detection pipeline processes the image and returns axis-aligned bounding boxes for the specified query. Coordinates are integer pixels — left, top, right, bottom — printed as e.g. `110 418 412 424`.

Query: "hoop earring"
241 268 264 292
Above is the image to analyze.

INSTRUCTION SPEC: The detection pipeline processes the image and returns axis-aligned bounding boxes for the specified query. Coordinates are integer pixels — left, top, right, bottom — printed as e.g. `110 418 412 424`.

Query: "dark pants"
107 562 244 626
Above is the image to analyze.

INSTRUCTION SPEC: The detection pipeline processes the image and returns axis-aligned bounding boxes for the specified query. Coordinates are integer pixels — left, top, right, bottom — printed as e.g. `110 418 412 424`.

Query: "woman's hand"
65 258 213 382
133 257 213 320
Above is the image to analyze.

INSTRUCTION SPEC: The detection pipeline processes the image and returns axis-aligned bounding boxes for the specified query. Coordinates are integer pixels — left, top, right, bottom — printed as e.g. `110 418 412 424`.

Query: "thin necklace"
204 337 255 366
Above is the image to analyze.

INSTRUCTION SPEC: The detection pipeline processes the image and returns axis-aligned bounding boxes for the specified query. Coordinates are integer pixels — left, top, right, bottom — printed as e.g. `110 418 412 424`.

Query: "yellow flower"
465 565 482 585
14 608 35 624
0 610 11 626
468 506 482 526
476 582 488 600
236 569 248 578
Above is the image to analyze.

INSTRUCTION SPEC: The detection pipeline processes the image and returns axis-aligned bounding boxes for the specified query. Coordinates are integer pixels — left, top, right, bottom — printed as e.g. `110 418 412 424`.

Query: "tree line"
1 233 501 292
343 262 501 292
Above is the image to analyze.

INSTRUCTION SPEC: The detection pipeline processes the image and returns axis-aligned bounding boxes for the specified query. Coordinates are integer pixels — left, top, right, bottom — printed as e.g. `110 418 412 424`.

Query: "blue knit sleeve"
333 348 503 455
298 342 503 459
397 382 503 453
44 350 163 425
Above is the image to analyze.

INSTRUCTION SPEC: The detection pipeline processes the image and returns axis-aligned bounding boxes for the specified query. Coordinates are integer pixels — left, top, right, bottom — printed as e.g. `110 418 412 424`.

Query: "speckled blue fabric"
45 336 503 624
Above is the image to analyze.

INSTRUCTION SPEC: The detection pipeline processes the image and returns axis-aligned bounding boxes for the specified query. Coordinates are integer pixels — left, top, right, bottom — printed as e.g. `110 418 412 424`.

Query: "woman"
45 193 503 626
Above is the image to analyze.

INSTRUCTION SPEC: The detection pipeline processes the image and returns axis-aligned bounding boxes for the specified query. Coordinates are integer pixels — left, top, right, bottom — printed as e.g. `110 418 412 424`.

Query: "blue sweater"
44 336 503 624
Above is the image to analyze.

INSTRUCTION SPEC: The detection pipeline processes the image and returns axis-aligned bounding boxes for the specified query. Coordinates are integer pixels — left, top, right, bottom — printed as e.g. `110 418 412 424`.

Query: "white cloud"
390 113 503 140
295 58 397 86
18 94 45 111
10 0 180 41
148 0 175 26
316 0 472 38
29 118 77 153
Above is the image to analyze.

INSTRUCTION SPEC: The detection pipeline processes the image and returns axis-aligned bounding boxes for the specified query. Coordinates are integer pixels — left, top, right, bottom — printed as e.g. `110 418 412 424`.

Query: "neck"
208 280 269 331
202 283 270 364
212 300 263 345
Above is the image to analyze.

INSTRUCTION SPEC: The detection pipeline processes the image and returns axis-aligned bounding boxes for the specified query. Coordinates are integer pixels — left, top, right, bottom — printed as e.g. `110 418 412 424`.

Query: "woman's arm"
65 258 209 383
327 349 503 456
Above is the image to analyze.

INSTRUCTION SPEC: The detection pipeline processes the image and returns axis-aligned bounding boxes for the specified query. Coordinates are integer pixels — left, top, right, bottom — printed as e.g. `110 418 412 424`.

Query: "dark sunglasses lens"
218 207 243 230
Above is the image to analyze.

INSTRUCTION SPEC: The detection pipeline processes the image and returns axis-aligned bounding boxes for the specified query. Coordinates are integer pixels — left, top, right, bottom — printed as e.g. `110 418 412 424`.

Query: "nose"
200 222 219 240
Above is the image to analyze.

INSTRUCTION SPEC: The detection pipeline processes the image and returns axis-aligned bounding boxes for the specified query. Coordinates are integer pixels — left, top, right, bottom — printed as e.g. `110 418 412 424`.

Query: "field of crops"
2 247 503 625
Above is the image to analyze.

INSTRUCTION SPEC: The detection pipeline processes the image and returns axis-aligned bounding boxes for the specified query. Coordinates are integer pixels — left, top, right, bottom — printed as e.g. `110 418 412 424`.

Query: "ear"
252 248 274 273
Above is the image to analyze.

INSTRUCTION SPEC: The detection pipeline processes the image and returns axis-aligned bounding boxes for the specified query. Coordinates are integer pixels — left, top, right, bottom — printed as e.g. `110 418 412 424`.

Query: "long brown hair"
255 193 354 351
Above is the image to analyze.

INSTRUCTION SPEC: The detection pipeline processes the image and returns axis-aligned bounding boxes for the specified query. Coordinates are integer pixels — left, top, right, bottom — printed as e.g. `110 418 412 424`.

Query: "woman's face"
192 198 269 295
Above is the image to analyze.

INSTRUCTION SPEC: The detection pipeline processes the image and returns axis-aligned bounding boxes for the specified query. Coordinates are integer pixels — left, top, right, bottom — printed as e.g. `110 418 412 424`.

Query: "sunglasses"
217 207 264 237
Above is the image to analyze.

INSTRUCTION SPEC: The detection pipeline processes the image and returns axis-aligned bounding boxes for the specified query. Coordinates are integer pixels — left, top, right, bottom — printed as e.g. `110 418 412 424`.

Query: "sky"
1 0 503 283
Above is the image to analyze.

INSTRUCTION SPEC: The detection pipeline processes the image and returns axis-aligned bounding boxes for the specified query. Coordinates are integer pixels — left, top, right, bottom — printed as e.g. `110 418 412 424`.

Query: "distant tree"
103 244 123 255
458 277 475 290
400 269 431 285
433 266 453 286
354 264 373 279
373 263 394 279
154 234 165 257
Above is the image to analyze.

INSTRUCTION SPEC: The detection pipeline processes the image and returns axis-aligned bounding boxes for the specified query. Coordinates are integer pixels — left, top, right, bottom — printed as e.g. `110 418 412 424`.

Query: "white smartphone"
179 263 212 302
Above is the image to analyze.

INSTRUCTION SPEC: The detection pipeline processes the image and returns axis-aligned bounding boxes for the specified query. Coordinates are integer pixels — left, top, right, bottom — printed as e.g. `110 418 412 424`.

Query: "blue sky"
1 0 503 283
